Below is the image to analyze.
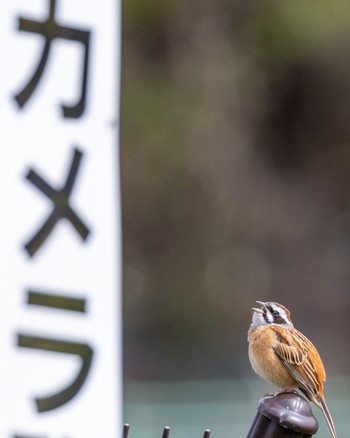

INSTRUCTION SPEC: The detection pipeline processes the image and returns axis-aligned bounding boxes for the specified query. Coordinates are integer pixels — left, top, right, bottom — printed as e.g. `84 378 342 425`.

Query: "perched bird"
248 301 337 438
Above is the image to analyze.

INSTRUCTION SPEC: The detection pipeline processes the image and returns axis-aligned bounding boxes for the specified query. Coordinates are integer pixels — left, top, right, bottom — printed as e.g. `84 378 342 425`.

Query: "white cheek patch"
278 308 288 322
251 312 267 327
265 311 273 323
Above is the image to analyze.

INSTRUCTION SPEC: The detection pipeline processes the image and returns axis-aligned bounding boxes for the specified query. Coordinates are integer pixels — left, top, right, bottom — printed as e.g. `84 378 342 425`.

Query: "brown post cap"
247 391 319 437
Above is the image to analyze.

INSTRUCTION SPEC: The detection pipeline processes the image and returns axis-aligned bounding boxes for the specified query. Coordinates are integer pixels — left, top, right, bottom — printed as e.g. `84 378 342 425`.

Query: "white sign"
0 1 122 437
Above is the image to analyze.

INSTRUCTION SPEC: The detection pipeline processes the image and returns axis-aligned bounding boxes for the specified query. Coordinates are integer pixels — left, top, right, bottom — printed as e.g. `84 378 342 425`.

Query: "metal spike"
203 429 211 438
123 423 130 438
162 426 170 438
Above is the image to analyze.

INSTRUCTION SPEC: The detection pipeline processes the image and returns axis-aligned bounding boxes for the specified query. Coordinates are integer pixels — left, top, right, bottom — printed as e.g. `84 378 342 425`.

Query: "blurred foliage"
121 0 350 381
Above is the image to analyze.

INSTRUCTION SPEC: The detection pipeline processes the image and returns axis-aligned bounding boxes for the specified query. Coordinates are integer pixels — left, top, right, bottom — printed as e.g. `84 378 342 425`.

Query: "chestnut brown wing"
272 327 325 401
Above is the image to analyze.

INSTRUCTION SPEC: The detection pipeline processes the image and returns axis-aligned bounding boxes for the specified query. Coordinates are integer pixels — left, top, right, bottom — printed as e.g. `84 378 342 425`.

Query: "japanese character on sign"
18 289 93 413
24 147 91 258
14 0 91 118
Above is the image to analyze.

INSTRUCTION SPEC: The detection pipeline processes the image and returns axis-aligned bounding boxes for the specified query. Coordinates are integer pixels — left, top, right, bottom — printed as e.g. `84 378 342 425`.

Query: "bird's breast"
248 325 296 388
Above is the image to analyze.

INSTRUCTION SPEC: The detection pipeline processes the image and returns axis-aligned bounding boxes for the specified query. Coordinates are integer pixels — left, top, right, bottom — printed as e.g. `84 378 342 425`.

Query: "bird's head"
251 301 293 328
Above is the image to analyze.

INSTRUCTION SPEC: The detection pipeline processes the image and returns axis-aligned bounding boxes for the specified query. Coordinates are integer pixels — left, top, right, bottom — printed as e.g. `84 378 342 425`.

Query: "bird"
248 301 337 438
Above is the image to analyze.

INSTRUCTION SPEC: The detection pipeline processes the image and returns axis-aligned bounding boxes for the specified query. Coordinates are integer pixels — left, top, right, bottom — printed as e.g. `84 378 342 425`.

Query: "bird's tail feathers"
320 396 337 438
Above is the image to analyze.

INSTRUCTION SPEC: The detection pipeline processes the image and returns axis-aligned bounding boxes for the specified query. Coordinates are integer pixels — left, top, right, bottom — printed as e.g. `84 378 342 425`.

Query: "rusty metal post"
247 391 319 437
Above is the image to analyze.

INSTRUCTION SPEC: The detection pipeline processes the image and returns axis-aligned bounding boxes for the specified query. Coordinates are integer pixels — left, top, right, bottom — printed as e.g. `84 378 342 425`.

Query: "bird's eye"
272 310 279 317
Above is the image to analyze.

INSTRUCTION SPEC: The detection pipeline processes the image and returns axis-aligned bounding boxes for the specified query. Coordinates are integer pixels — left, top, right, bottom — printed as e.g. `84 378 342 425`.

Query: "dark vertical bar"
203 429 211 438
123 423 130 438
162 426 170 438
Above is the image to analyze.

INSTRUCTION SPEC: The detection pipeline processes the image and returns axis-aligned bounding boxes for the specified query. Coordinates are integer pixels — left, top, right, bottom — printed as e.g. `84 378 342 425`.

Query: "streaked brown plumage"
248 301 336 438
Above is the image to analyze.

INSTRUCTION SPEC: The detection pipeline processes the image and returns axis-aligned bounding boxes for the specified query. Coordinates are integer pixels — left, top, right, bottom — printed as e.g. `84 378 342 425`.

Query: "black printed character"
17 290 92 412
24 147 91 257
14 0 91 118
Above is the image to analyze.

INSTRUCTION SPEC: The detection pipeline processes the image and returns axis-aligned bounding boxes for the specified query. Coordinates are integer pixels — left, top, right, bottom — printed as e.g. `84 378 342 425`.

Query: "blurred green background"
121 1 350 436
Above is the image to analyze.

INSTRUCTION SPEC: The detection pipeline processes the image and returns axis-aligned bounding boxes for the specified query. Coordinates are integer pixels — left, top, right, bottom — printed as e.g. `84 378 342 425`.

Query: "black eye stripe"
267 305 279 317
274 315 285 324
264 304 286 324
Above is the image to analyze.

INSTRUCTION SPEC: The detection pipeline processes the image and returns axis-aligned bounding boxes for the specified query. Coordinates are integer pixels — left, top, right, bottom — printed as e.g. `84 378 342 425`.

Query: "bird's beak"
252 301 267 314
252 307 264 314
